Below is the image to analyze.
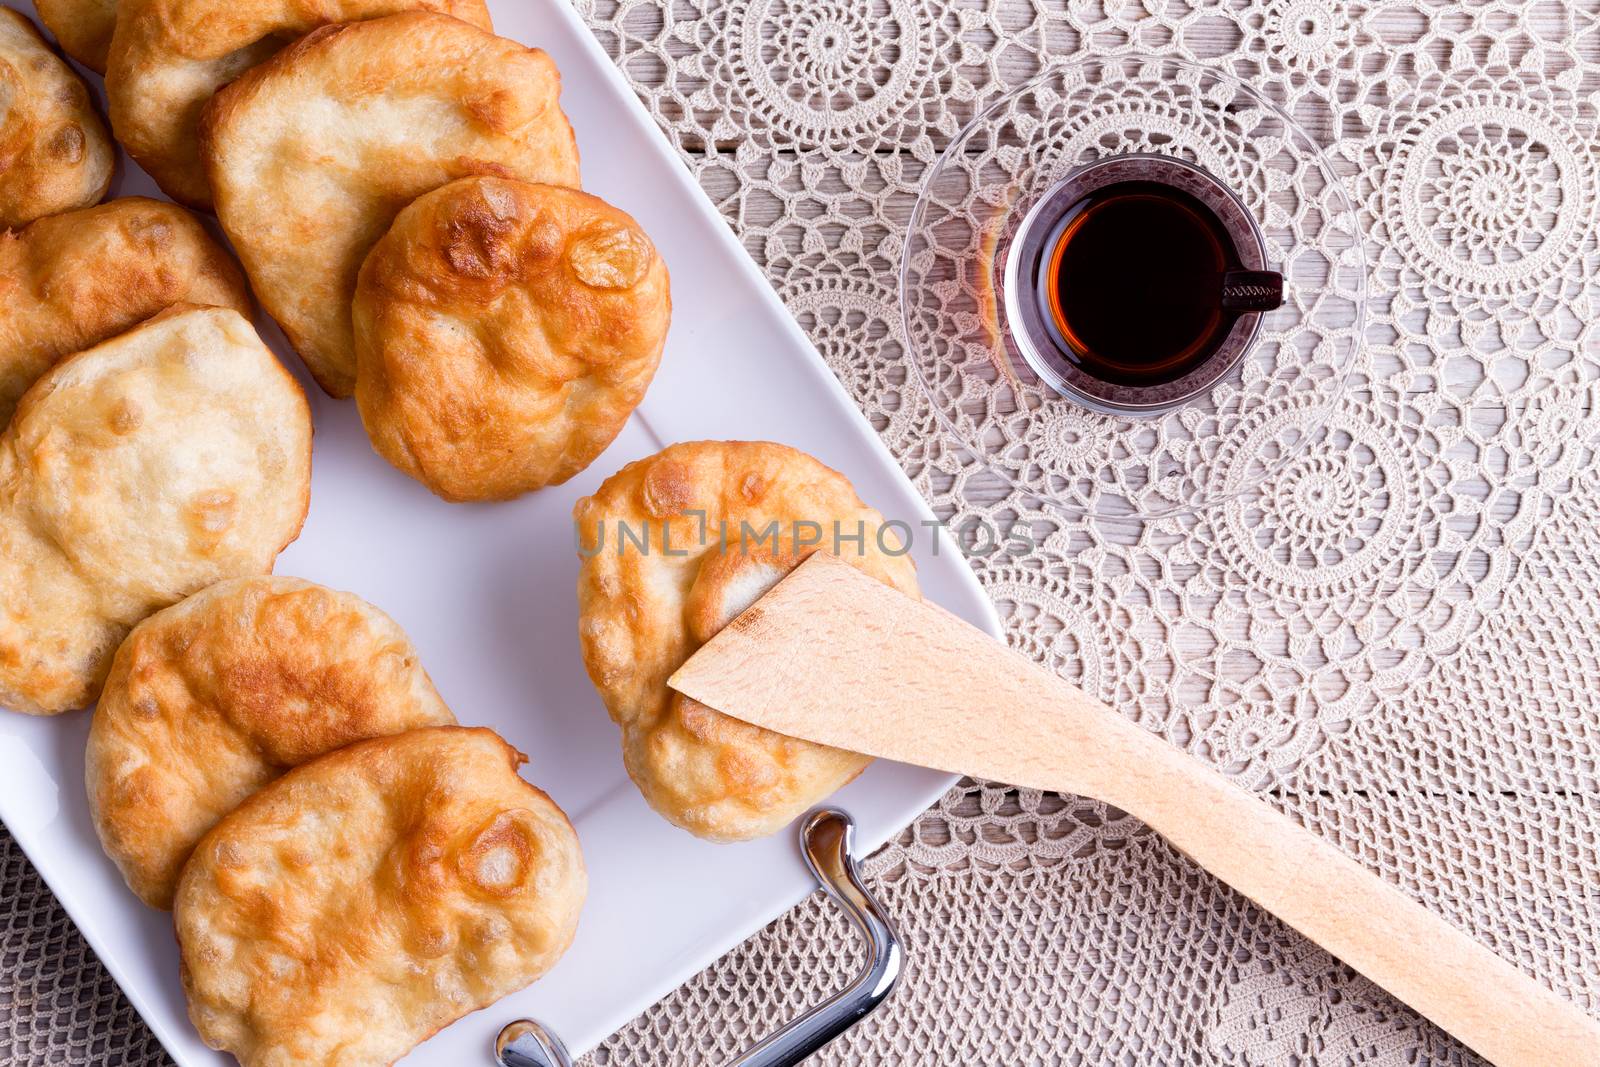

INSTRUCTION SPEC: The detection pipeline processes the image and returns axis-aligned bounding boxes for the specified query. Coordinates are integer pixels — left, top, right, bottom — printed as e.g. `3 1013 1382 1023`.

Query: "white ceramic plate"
0 1 999 1063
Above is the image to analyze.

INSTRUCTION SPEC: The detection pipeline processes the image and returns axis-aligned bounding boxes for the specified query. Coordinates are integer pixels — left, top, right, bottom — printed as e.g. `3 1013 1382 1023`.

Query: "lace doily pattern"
1204 937 1476 1066
718 0 962 151
0 834 169 1066
5 2 1600 1065
1373 73 1599 307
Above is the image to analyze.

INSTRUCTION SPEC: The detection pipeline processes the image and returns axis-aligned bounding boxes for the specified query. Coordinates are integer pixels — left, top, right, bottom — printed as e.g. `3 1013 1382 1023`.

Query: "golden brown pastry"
175 726 586 1067
0 306 311 716
87 576 456 909
201 12 581 397
106 0 493 209
355 177 671 502
0 197 251 427
0 9 114 229
575 441 920 840
35 0 117 72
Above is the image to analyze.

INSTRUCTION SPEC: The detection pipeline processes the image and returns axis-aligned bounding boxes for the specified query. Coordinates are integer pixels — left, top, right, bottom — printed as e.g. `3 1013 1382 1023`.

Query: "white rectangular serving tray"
0 1 1000 1063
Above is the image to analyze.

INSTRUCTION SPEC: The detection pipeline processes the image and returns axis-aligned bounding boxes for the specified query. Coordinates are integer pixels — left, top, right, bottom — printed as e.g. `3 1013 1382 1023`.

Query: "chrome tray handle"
496 1019 573 1067
725 807 904 1066
496 807 903 1067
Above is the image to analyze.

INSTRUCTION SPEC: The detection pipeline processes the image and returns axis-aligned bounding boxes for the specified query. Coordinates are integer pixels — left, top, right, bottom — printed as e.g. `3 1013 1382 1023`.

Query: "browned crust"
86 576 456 908
0 197 253 427
354 176 671 501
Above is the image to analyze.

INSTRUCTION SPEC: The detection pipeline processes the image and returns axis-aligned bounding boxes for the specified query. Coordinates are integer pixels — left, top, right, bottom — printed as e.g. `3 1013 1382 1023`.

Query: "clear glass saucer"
901 55 1366 521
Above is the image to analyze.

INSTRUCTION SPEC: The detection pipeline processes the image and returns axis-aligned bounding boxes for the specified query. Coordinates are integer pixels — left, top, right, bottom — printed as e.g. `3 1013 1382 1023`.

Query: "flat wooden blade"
668 551 1143 801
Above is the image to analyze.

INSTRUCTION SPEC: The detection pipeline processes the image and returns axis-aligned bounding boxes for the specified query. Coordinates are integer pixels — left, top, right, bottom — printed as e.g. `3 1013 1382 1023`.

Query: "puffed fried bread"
0 8 114 228
106 0 493 208
575 441 920 841
0 306 311 715
0 197 251 427
355 177 670 501
201 12 581 397
87 576 456 909
34 0 117 72
175 726 585 1067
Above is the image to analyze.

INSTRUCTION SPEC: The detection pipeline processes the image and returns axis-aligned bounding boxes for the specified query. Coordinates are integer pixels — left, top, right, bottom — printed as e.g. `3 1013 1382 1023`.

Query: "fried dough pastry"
0 197 251 427
88 577 456 909
35 0 117 72
355 178 670 502
175 726 586 1067
0 306 311 716
0 9 114 229
201 12 581 397
575 441 920 840
106 0 492 209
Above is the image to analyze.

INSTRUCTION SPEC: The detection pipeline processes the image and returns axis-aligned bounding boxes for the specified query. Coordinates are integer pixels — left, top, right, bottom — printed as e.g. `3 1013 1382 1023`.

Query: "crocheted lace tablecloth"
5 1 1600 1063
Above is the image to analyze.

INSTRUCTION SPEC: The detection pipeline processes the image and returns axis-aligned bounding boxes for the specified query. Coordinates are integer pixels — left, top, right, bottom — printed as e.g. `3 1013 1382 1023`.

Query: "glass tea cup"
1006 154 1286 417
901 56 1365 521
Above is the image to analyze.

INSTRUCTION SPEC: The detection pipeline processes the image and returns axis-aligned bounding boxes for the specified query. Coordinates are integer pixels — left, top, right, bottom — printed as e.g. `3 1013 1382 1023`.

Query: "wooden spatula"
670 553 1600 1066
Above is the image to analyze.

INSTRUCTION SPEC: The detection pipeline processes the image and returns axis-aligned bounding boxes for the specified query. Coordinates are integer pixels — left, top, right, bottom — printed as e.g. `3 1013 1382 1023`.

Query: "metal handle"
723 808 903 1066
1219 268 1285 312
495 807 903 1067
496 1019 573 1067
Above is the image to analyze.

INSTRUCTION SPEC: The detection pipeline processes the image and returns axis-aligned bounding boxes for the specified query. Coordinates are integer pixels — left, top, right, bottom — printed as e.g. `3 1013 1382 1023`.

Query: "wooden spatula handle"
1101 715 1600 1067
671 554 1600 1066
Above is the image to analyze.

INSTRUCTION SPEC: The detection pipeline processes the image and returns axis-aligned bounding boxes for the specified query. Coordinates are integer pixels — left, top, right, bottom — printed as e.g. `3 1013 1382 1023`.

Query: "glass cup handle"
495 808 902 1067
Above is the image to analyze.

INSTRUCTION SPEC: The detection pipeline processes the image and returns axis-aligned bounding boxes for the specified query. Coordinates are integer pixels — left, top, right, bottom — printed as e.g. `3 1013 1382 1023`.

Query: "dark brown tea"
1005 156 1284 414
1042 181 1236 387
